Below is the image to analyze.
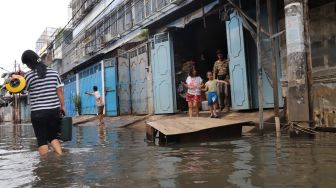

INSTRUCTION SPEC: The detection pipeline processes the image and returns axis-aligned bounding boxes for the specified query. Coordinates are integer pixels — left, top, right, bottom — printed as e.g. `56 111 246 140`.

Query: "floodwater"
1 122 336 188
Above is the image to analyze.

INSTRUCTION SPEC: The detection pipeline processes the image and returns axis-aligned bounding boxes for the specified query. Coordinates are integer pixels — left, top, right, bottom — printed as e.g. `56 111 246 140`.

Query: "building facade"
51 0 336 129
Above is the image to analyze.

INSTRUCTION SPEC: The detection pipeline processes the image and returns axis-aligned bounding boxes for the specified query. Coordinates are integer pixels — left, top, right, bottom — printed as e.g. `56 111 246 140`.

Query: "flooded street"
1 122 336 188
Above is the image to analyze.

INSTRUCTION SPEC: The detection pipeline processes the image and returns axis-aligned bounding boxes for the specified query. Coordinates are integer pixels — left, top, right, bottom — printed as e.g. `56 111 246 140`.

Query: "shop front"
150 0 283 113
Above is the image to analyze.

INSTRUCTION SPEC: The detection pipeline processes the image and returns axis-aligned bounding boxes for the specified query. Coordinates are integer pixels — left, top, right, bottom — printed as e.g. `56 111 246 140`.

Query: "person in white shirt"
182 67 204 117
85 86 104 125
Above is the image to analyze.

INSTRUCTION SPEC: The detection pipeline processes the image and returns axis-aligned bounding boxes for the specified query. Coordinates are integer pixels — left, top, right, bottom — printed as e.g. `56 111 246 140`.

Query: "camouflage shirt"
213 60 229 79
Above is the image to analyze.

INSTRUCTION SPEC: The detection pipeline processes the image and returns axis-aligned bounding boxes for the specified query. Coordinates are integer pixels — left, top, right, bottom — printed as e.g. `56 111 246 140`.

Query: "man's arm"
216 79 230 85
85 91 94 96
57 87 65 113
213 62 217 79
202 85 208 92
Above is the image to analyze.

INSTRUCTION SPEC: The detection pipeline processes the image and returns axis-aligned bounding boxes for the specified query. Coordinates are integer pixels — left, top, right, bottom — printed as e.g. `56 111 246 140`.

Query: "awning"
167 0 219 28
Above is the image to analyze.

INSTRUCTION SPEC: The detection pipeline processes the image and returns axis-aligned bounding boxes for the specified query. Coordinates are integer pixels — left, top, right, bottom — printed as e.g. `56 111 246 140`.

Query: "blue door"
226 10 250 110
117 52 132 115
130 44 148 114
79 63 102 115
64 75 77 117
104 58 117 116
152 33 176 114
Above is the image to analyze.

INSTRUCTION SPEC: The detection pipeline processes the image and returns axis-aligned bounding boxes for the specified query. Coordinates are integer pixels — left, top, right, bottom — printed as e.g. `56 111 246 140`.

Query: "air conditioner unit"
171 0 187 5
104 33 113 42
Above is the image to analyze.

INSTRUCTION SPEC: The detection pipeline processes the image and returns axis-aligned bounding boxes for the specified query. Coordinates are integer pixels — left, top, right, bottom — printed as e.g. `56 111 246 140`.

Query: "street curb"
73 116 96 126
117 115 152 128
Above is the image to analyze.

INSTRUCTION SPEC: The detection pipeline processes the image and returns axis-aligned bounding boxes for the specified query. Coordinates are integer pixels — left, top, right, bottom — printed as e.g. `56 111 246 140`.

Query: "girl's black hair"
93 86 98 91
189 66 199 77
21 50 47 79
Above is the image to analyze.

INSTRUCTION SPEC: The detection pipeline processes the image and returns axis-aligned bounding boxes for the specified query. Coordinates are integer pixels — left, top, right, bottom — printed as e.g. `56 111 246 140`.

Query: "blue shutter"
117 52 132 115
152 33 176 114
104 58 118 116
64 75 77 117
226 10 250 110
130 45 149 114
79 63 102 115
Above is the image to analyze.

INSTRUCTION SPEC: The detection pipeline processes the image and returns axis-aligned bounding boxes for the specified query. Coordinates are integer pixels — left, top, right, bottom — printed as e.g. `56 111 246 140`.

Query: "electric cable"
38 0 91 56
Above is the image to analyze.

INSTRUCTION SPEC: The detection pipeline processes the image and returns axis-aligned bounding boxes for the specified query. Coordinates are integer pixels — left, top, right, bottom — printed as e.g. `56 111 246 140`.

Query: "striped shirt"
24 68 64 111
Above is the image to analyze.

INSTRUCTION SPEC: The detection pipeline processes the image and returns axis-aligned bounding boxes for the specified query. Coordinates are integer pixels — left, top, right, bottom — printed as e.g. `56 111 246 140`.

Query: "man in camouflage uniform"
213 50 230 111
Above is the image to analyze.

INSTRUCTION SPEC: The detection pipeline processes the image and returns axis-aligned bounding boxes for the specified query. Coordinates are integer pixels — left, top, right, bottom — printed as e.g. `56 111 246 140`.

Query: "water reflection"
229 140 258 188
1 123 336 187
98 125 107 145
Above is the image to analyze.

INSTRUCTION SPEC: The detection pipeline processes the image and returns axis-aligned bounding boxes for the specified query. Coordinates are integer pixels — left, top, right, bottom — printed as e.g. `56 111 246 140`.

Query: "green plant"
73 94 81 115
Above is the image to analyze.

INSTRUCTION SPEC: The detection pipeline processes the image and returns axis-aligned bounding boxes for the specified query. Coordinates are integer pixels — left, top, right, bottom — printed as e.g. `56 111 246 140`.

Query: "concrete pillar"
284 0 311 129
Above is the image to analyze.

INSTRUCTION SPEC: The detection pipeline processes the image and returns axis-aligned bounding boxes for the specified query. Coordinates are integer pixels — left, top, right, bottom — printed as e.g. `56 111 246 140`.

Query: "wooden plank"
146 117 251 136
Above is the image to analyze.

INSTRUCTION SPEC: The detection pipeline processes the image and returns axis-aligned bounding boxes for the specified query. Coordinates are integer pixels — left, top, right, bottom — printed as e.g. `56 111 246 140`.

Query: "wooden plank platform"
146 117 252 144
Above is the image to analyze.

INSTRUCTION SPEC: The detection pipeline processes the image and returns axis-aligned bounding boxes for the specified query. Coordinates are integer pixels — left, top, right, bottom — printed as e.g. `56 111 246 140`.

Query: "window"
104 14 111 35
85 29 95 54
125 1 133 30
117 5 125 34
111 11 118 36
145 0 153 17
156 0 169 10
96 22 104 47
134 0 144 24
152 0 157 12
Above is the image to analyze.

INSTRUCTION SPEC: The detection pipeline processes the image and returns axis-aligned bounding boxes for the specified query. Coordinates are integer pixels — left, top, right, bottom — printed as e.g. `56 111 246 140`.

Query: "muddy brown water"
1 122 336 188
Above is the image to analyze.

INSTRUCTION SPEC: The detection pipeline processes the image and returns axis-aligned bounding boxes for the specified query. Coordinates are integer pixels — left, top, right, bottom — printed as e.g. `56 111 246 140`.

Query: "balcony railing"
62 0 187 70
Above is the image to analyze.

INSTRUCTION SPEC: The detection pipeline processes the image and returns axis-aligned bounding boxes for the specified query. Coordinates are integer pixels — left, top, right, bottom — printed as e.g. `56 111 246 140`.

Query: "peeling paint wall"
310 2 336 127
313 83 336 127
0 106 13 122
279 1 336 126
284 1 310 123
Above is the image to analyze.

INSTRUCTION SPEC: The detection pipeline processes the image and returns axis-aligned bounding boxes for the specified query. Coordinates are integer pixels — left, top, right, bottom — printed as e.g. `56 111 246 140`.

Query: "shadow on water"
1 122 336 187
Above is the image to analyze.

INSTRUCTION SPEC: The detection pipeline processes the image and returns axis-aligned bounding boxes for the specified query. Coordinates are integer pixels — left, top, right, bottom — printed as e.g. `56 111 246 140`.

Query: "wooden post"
284 0 311 134
267 0 281 137
303 0 314 127
256 0 264 133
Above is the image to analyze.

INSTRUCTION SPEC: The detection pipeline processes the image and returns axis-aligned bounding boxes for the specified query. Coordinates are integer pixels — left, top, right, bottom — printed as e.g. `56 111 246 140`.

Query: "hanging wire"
50 0 172 64
38 0 91 56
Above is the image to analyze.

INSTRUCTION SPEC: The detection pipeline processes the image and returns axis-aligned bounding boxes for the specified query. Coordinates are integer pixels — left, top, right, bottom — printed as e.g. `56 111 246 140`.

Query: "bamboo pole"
303 0 314 127
267 0 280 137
256 0 264 134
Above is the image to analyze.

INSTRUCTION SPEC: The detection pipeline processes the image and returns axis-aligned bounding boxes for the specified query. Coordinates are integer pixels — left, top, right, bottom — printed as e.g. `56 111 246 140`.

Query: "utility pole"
284 0 311 135
267 0 281 137
12 60 21 124
256 0 264 134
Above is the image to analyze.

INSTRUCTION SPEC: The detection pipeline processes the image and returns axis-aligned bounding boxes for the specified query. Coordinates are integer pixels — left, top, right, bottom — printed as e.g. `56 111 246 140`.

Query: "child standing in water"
85 86 105 126
203 72 230 118
182 68 203 117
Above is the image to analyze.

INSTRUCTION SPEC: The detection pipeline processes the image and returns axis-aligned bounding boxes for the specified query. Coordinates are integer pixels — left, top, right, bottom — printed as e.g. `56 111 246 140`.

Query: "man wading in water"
11 50 65 156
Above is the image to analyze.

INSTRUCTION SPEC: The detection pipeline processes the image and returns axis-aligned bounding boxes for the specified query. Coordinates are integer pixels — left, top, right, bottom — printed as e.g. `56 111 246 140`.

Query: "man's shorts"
31 108 60 147
98 105 104 115
207 92 218 106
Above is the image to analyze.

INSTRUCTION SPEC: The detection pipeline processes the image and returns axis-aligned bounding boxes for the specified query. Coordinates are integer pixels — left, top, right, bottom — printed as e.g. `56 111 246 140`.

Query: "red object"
186 93 201 102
